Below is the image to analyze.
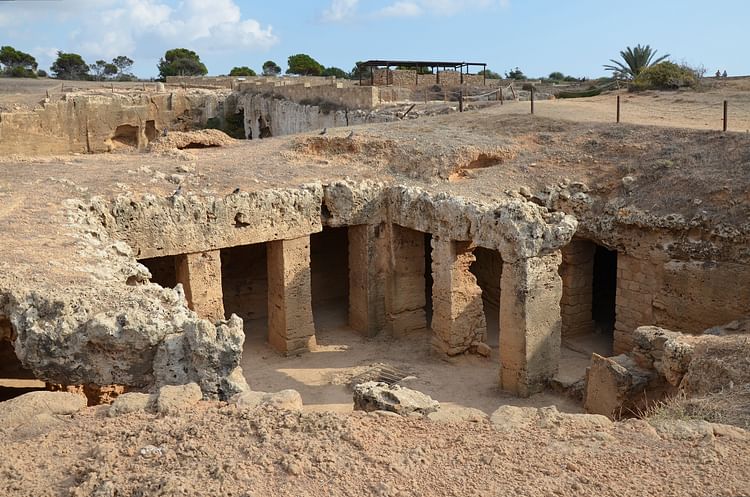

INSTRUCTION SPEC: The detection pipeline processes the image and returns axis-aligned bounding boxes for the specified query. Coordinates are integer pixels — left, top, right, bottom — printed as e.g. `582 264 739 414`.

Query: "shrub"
630 61 698 91
9 66 37 78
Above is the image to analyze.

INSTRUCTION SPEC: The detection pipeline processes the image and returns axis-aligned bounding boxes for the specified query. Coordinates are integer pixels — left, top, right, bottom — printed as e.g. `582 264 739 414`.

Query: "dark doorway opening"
258 116 272 138
145 120 157 143
470 247 503 348
0 318 44 402
139 255 177 288
112 124 139 148
592 245 617 340
424 233 434 329
220 243 268 337
311 227 350 332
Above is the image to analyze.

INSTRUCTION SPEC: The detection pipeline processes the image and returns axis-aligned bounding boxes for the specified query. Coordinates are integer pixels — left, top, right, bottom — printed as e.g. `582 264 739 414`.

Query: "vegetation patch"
630 62 700 91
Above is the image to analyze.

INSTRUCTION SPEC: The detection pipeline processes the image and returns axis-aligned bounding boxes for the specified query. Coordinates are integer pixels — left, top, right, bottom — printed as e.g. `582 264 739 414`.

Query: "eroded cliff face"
0 90 231 155
237 93 395 139
0 197 250 400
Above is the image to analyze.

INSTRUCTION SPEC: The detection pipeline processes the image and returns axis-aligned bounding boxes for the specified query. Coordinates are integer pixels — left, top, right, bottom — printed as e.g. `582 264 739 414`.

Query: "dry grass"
644 384 750 429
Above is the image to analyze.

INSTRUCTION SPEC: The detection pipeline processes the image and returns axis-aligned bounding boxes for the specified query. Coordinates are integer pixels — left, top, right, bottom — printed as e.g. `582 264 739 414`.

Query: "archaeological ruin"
0 73 748 423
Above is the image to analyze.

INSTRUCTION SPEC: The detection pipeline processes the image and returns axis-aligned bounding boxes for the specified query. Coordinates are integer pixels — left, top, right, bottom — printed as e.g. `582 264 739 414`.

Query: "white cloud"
31 0 275 64
322 0 360 22
322 0 509 21
377 2 423 18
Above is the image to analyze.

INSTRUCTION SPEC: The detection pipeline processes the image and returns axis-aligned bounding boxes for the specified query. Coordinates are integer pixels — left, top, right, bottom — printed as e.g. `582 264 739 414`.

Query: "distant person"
723 70 728 78
715 70 722 78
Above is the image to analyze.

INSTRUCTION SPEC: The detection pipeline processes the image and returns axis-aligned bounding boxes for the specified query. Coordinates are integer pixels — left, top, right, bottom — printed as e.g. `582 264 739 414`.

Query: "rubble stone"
353 382 439 417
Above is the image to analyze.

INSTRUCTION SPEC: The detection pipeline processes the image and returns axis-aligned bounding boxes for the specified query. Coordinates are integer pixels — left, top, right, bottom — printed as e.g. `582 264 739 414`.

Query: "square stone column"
175 250 225 322
267 236 316 354
499 252 563 397
431 239 487 355
348 224 387 337
559 240 595 338
385 225 427 336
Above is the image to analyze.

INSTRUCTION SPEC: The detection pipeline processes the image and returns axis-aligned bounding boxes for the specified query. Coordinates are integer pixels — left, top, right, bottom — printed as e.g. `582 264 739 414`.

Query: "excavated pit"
0 100 747 425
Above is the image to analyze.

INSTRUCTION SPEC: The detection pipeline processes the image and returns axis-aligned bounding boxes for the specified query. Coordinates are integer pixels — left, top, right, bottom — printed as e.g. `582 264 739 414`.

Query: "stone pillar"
267 236 316 354
348 224 387 337
431 239 487 355
559 240 595 338
385 225 427 336
175 250 225 322
499 252 563 397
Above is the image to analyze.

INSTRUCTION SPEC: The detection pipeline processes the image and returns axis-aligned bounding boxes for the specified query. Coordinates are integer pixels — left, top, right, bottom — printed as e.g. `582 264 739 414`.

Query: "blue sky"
1 0 748 78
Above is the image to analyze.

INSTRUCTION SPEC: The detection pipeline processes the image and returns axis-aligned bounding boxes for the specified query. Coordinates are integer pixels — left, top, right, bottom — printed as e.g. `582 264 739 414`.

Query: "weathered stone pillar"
348 224 387 337
267 236 316 354
175 250 225 322
431 239 487 355
385 225 427 336
559 240 595 337
499 252 562 397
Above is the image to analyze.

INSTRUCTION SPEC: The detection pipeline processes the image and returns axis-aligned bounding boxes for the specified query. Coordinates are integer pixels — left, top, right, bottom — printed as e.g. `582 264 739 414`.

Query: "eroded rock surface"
353 381 439 416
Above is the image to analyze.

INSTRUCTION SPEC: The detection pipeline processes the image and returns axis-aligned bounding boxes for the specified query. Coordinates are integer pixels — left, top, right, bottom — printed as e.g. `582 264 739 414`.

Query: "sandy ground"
484 85 750 132
0 78 167 109
2 400 749 497
240 305 587 415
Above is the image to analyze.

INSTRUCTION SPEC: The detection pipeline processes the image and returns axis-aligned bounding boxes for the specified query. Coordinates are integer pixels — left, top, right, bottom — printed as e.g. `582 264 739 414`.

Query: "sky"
1 0 748 79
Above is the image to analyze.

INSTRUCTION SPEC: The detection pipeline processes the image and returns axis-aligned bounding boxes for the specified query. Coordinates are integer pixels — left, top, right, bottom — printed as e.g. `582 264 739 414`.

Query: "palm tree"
604 44 670 80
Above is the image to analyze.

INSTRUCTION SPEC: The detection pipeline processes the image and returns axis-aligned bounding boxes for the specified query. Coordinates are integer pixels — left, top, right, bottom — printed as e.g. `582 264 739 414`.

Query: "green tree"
50 51 89 80
478 69 502 79
286 54 323 76
0 46 38 77
90 60 112 80
322 66 348 79
112 56 134 76
350 61 367 79
505 67 526 80
157 48 208 80
604 44 669 80
229 66 257 76
548 71 565 81
261 60 281 76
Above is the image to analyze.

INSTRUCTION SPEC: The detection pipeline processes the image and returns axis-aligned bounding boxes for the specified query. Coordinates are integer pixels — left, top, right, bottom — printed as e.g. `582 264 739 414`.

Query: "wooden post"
530 86 535 114
459 89 463 112
500 88 504 105
723 100 728 132
616 95 621 123
371 66 374 86
483 64 486 85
